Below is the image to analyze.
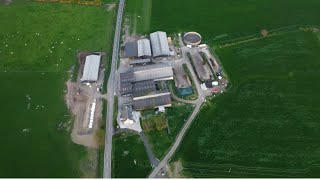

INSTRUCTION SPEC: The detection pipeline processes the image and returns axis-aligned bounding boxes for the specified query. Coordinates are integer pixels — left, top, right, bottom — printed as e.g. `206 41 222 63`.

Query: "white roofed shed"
150 31 170 57
81 55 101 83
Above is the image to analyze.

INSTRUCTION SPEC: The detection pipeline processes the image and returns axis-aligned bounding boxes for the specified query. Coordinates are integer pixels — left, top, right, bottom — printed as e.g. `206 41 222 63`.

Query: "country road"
103 0 125 178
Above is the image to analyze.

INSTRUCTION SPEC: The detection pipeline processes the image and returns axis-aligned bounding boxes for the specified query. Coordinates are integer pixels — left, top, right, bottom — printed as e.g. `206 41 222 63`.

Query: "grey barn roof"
125 42 138 57
133 94 171 110
133 63 173 82
150 31 170 57
132 80 156 97
125 39 152 58
81 55 101 82
120 105 134 121
137 39 152 57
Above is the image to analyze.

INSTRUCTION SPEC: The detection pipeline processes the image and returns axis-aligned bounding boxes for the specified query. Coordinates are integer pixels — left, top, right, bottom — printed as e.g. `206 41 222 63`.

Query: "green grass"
0 72 85 177
0 0 115 71
173 31 320 177
143 102 194 159
128 0 320 44
0 0 116 177
112 132 152 178
124 0 152 34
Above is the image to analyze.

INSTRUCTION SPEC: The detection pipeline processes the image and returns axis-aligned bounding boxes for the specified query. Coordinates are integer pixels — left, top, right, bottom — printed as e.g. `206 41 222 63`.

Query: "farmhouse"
120 105 135 125
150 31 170 57
125 39 152 58
80 55 101 83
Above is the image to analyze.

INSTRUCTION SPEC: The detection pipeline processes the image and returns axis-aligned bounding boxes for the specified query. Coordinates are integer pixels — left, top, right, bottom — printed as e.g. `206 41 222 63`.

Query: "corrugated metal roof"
125 42 138 57
137 39 152 57
150 31 170 57
133 63 173 82
133 94 171 110
129 58 151 65
81 55 101 82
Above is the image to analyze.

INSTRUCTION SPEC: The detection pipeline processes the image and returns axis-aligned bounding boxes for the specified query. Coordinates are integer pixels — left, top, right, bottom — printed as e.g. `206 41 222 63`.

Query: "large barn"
81 55 101 83
150 31 170 57
125 39 152 58
133 63 173 82
119 63 174 95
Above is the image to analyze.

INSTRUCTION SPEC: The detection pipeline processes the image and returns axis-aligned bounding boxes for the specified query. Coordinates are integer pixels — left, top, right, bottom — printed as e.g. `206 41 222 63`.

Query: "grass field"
172 31 320 177
143 102 194 159
0 0 115 177
127 0 320 43
112 133 152 178
124 0 151 34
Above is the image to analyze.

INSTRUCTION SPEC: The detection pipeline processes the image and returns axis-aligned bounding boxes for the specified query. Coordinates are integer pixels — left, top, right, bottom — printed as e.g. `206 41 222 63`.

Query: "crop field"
127 0 320 43
112 133 152 178
172 31 320 177
143 102 194 159
0 0 115 177
124 0 151 34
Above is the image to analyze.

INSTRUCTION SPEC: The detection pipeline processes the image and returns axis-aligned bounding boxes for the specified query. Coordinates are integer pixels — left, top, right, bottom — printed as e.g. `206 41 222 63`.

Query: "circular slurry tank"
183 32 202 46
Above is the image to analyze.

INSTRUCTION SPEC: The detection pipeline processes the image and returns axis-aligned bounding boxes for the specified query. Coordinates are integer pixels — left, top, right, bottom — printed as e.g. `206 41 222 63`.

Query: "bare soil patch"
79 148 99 177
105 3 116 11
168 160 184 178
65 51 106 148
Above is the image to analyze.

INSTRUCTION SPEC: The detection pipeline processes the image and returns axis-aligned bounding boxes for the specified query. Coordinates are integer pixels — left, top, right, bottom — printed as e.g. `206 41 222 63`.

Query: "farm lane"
139 132 160 168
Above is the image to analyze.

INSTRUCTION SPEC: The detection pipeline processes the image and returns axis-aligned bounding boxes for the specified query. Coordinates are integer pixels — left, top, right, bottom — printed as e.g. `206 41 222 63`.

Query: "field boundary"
216 25 320 48
34 0 102 6
181 162 320 177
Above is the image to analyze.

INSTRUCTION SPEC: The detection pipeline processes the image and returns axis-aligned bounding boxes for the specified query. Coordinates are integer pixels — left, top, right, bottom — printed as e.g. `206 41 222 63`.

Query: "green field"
128 0 320 42
112 133 152 178
124 0 151 34
173 31 320 177
0 0 115 177
143 102 194 159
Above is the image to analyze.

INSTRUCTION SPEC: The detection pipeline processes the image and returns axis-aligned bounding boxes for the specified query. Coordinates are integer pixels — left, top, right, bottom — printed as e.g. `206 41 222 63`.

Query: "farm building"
129 58 151 66
133 63 173 82
133 93 172 110
125 39 152 58
120 105 135 125
132 80 156 97
150 31 170 57
80 55 101 83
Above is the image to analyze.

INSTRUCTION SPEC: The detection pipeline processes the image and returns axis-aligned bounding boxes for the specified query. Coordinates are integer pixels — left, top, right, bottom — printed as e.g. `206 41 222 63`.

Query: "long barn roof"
150 31 170 57
81 55 101 82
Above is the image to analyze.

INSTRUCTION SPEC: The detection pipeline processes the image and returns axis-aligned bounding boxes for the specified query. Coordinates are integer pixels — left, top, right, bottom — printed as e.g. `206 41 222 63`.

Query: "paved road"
103 0 125 178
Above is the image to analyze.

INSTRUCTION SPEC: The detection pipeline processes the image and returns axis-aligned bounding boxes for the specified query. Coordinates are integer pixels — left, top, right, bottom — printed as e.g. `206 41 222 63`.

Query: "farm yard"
0 0 116 177
173 31 320 177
